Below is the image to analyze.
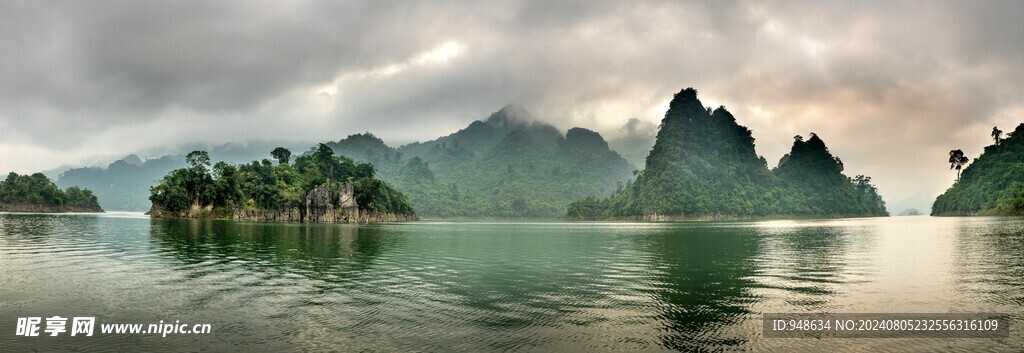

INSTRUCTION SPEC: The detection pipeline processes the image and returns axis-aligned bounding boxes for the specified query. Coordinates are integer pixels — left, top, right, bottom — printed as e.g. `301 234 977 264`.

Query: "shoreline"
931 209 1024 217
565 213 890 222
147 205 417 224
0 203 104 213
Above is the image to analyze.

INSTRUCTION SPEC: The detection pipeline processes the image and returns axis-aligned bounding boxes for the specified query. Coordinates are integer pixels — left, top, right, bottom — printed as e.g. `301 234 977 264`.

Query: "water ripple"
1 214 1022 352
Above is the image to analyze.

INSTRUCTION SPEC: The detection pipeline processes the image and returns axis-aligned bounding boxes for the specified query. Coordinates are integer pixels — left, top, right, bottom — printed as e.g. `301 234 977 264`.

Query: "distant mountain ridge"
56 141 307 211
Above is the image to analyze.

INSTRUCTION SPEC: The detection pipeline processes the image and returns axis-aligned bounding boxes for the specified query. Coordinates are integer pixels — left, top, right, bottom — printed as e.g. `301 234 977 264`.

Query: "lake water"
1 213 1022 352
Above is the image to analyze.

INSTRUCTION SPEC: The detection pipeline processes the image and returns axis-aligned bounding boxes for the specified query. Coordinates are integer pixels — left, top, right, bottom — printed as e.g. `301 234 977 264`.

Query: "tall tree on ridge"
948 149 969 181
991 126 1003 145
271 147 292 165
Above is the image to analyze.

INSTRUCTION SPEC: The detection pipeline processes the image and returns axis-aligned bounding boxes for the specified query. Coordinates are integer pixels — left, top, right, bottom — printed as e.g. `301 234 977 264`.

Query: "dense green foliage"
0 172 100 209
773 135 887 216
322 106 634 218
932 123 1024 215
149 146 413 215
566 88 888 219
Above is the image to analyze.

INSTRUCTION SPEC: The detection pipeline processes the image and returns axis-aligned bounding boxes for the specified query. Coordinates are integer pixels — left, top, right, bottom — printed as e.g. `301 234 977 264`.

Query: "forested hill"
774 134 888 216
566 87 887 220
932 123 1024 216
633 89 775 215
323 105 634 218
0 172 103 213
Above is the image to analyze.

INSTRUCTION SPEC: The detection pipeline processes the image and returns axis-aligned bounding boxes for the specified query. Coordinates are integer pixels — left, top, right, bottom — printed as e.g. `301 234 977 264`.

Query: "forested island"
932 123 1024 216
565 87 888 220
147 145 416 223
0 172 103 213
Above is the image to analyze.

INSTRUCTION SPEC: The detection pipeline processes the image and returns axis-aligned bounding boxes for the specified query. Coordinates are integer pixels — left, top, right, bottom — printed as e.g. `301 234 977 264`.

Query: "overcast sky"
1 1 1022 212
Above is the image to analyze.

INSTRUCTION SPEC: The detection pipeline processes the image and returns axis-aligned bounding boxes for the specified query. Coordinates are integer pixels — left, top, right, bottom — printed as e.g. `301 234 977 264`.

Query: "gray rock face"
339 183 357 208
305 182 336 222
229 181 415 223
232 207 302 222
307 182 334 209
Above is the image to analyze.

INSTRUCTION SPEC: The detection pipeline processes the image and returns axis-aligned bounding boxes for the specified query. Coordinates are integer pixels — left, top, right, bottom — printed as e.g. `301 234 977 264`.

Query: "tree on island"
948 149 969 181
991 126 1003 145
184 150 213 206
271 147 292 165
852 175 874 193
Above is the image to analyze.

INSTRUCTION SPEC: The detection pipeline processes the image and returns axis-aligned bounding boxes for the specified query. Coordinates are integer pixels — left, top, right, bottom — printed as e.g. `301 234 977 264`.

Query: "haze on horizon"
1 1 1022 213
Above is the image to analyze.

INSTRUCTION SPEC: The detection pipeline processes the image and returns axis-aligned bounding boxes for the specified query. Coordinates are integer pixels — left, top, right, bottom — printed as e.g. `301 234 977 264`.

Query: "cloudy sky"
1 0 1022 212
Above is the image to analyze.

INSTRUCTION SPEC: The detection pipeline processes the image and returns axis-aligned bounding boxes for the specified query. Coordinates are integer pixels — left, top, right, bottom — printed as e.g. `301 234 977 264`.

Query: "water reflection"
953 218 1024 309
758 225 854 307
0 213 99 244
149 218 394 280
642 225 761 351
635 221 875 351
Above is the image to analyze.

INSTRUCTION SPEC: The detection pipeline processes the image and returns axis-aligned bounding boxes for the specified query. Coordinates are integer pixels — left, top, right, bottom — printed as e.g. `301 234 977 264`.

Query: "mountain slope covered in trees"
932 123 1024 215
566 87 887 220
774 134 887 216
324 106 634 218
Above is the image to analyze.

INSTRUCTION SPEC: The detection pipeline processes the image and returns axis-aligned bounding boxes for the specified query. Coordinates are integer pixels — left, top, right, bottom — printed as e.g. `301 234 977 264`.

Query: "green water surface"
1 213 1021 352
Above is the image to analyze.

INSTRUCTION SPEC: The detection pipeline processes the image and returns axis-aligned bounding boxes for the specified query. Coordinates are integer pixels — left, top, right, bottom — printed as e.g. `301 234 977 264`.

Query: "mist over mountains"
54 106 642 216
54 141 308 211
324 105 635 217
606 118 658 170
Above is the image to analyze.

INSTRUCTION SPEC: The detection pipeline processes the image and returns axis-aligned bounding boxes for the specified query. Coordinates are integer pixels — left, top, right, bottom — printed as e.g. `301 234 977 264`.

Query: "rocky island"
148 145 416 223
0 172 103 213
565 87 888 220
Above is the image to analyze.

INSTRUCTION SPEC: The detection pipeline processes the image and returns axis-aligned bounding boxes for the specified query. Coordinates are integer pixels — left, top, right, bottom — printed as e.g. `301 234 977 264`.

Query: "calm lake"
1 213 1022 352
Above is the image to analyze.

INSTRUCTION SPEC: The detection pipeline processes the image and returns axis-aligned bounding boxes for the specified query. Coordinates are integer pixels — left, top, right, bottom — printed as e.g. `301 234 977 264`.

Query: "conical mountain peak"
486 104 534 127
663 87 708 123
